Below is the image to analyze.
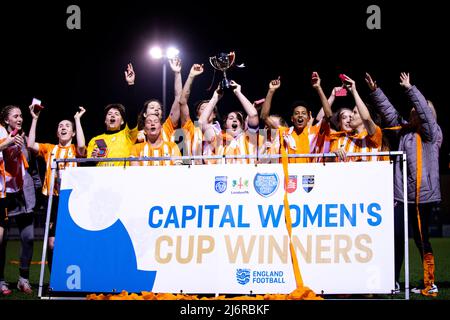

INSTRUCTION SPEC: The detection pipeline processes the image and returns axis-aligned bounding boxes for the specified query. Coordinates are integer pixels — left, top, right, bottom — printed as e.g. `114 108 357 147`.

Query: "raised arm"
311 72 332 121
230 80 259 128
366 72 404 127
179 63 204 125
315 86 342 123
344 74 377 135
124 62 135 86
167 57 183 127
199 86 222 141
401 72 440 142
260 77 281 128
27 104 40 152
124 63 139 129
74 106 87 156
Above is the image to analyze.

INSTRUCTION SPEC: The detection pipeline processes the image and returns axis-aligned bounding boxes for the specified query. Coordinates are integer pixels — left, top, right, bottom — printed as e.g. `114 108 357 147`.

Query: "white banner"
51 161 394 294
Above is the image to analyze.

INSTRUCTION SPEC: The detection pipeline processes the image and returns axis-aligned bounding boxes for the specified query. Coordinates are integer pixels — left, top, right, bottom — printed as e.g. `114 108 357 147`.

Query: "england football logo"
236 268 251 285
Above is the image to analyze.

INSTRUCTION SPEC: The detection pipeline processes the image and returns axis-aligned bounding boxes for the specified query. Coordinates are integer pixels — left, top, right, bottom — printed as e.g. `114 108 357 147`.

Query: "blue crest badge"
302 175 315 193
236 269 251 285
254 173 279 197
215 176 227 193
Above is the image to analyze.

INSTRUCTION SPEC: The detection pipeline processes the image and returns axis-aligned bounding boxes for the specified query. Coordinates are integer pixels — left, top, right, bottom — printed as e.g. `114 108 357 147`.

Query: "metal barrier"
37 151 409 299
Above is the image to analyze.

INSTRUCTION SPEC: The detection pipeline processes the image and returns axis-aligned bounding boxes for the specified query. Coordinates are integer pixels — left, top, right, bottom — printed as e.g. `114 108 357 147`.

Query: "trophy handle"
228 51 236 67
209 56 220 71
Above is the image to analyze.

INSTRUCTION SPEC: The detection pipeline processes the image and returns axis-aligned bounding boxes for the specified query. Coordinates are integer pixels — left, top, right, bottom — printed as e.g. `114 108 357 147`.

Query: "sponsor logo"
284 175 297 193
231 178 249 194
252 270 286 284
254 173 279 197
237 269 286 285
214 176 227 194
236 268 251 285
302 175 315 193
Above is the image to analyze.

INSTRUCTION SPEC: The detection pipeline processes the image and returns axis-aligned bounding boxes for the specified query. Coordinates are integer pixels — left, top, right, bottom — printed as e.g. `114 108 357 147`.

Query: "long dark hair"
0 105 21 130
137 99 164 131
223 110 245 130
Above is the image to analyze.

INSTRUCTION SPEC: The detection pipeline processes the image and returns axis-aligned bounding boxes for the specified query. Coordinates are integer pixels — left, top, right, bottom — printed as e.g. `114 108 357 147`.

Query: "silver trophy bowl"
209 51 236 90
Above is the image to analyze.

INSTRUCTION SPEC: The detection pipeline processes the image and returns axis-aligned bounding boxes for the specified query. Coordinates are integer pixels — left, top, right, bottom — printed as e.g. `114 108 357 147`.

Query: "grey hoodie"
370 86 442 203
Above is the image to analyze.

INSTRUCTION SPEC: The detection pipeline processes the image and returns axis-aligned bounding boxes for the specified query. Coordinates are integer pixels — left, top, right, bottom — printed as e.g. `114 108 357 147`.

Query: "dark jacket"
370 86 442 204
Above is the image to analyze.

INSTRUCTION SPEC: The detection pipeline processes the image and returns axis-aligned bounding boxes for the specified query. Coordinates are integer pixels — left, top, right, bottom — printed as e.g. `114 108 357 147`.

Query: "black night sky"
0 0 448 171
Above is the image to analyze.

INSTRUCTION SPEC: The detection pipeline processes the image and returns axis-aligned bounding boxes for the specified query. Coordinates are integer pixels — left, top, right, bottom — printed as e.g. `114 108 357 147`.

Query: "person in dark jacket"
366 72 442 297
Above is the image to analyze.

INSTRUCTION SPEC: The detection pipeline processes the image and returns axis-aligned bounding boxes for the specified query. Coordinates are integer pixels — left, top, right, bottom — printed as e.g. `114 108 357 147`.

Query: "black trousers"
394 201 437 282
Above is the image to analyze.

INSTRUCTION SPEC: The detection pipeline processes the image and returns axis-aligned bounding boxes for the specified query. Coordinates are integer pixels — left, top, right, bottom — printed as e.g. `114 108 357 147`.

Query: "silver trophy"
209 51 236 90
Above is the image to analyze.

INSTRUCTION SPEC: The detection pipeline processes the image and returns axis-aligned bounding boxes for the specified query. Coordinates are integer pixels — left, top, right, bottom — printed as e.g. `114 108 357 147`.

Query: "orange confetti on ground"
86 287 323 300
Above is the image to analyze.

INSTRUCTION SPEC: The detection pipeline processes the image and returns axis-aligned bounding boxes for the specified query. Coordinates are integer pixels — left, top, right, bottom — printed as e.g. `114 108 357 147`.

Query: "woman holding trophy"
199 80 260 164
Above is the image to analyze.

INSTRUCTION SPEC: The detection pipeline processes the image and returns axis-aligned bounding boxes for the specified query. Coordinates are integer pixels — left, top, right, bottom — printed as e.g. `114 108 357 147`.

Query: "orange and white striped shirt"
182 119 201 163
130 140 182 166
136 117 176 143
183 119 222 164
330 125 383 161
37 143 82 196
257 128 280 164
277 121 330 163
217 130 259 164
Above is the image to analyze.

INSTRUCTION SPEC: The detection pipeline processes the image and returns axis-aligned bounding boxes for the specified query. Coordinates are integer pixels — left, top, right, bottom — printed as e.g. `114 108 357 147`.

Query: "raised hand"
365 72 378 91
311 71 321 88
74 106 86 120
189 64 204 77
269 76 281 91
124 63 135 85
230 80 241 94
169 57 182 73
341 74 356 92
399 72 412 89
28 104 40 120
215 84 224 98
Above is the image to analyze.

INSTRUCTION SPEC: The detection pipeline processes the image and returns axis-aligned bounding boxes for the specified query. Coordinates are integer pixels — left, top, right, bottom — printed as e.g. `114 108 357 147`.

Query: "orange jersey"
183 119 222 164
130 140 181 166
218 130 259 164
256 129 278 163
136 117 176 143
37 143 82 196
330 125 383 161
277 121 329 163
182 119 201 163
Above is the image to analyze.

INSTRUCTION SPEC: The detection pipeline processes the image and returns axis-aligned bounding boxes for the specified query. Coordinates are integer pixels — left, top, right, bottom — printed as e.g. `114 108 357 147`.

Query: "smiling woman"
0 104 41 295
26 104 87 272
86 103 138 166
